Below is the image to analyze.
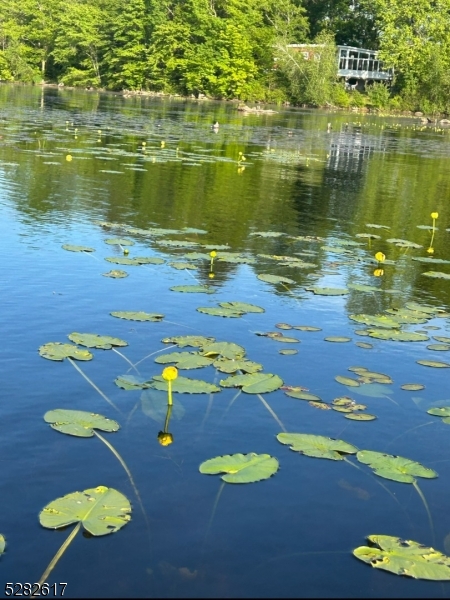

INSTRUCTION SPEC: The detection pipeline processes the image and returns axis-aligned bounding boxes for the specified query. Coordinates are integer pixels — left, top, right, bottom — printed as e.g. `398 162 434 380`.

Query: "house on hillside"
277 44 393 88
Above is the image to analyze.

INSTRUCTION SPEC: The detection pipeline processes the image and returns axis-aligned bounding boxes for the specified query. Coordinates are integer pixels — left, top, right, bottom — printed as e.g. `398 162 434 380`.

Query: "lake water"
2 84 450 597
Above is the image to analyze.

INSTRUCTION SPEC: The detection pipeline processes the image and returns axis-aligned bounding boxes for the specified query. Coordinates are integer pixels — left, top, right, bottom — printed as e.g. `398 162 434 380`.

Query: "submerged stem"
383 421 435 452
131 345 177 370
220 389 242 423
111 348 140 375
67 358 122 416
412 480 436 547
202 481 226 554
38 521 81 585
93 431 149 529
257 394 286 433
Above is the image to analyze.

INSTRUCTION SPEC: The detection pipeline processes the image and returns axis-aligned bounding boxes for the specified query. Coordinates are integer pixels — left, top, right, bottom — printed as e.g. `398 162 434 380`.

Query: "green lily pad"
110 311 164 322
433 336 450 343
356 342 373 349
169 262 197 270
356 450 437 483
105 257 141 265
286 391 322 401
219 302 264 313
197 307 243 318
150 375 220 394
422 271 450 279
427 407 450 417
352 383 394 398
199 453 279 483
268 333 300 343
162 335 215 348
412 257 450 264
335 375 360 387
350 314 400 329
170 285 214 293
62 244 95 252
325 337 351 343
405 302 439 314
220 373 283 394
0 534 5 555
367 330 429 342
279 349 299 355
306 287 349 296
257 274 295 285
401 384 425 391
67 333 127 350
155 351 214 370
105 238 134 246
133 257 165 265
356 233 381 240
39 342 93 362
333 406 353 413
202 342 245 360
366 224 390 229
348 283 380 292
44 409 119 437
213 358 263 374
417 359 450 368
251 231 285 238
114 375 152 390
276 323 293 330
39 486 131 535
345 413 377 421
427 344 450 351
293 326 322 332
353 535 450 580
277 433 358 460
102 270 128 278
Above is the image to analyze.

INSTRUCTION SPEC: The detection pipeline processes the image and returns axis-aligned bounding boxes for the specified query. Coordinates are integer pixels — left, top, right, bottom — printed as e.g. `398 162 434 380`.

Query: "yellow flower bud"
431 212 439 219
66 155 72 162
162 366 178 381
210 250 217 258
427 247 434 254
375 252 385 263
123 248 129 255
157 431 173 446
373 268 384 277
208 272 215 279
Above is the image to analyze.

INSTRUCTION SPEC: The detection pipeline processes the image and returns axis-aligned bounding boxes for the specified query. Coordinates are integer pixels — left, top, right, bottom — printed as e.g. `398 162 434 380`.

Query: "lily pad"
356 342 373 349
422 271 450 279
169 262 197 270
155 351 214 370
39 486 131 535
306 287 349 296
199 453 279 483
367 330 429 342
325 337 351 343
110 311 164 322
434 336 450 343
345 413 377 421
401 384 425 391
105 257 141 265
352 383 394 399
44 409 119 437
201 342 245 360
279 349 299 355
102 270 128 278
114 375 152 390
105 238 134 246
62 244 95 252
197 307 243 318
220 373 283 394
286 391 322 401
353 535 450 580
350 314 400 329
133 257 165 265
427 407 450 418
348 283 380 292
219 302 264 313
293 326 322 332
162 335 215 348
335 375 360 387
170 285 214 293
276 323 293 330
356 450 437 483
277 433 358 460
412 257 450 264
257 274 295 285
213 358 263 374
68 333 127 350
39 342 93 362
416 359 450 368
150 375 220 394
427 344 450 351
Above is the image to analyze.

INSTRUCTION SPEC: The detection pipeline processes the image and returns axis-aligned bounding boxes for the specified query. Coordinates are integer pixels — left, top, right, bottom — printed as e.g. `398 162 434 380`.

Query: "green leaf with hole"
356 450 437 483
62 244 95 252
201 342 245 360
199 453 279 483
150 375 220 394
68 333 127 350
197 306 242 317
213 358 263 374
417 359 450 368
257 274 295 285
44 409 119 438
277 433 358 460
111 311 164 322
102 270 128 278
353 535 450 580
155 351 213 370
162 335 215 348
39 486 131 535
219 302 264 313
220 373 283 394
105 238 134 246
170 285 214 293
39 342 93 362
306 287 349 296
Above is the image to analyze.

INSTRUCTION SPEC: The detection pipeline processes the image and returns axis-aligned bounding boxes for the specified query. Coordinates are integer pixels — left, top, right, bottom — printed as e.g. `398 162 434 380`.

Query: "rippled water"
1 85 450 597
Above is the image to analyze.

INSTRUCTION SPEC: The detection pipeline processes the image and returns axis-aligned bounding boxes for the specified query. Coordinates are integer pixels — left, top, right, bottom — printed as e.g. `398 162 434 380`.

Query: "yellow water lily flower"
209 250 217 258
162 366 178 381
65 155 72 162
157 431 173 446
375 252 385 263
427 247 434 254
431 212 439 220
373 268 384 277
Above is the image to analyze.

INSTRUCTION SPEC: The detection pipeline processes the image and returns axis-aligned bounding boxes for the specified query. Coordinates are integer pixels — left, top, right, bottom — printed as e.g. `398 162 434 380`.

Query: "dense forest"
1 0 450 112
